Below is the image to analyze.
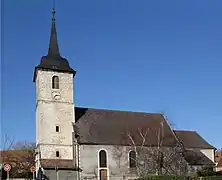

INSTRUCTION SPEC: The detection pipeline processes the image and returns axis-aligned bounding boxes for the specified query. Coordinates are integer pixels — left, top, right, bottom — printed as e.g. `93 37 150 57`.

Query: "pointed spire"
48 2 60 58
33 0 76 82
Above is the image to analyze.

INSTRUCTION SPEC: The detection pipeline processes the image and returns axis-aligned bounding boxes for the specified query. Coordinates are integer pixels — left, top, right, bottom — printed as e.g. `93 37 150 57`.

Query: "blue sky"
1 0 222 149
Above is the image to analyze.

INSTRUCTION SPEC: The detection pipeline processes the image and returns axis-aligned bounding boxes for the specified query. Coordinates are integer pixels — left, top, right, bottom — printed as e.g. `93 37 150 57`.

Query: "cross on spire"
47 1 60 58
52 8 56 21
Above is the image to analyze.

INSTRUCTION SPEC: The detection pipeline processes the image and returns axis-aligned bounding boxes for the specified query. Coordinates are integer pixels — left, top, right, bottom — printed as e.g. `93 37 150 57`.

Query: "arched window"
99 150 107 168
52 76 59 89
129 150 136 168
158 151 164 168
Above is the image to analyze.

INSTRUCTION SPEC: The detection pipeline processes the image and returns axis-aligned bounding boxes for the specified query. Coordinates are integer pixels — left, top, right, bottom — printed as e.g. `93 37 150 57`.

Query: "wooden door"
99 169 107 180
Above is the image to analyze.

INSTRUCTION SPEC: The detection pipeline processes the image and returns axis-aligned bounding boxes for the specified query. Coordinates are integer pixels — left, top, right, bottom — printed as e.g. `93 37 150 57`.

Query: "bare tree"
112 145 126 168
126 124 188 177
11 140 35 150
1 134 15 150
111 121 188 178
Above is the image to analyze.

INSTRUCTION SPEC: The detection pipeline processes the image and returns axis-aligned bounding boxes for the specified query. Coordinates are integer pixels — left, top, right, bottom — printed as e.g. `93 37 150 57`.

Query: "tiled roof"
0 149 34 167
174 130 215 149
74 107 178 147
216 150 222 163
0 149 35 178
217 158 222 167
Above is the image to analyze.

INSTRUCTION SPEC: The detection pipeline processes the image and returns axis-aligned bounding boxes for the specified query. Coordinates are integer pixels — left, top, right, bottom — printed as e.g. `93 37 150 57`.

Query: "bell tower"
33 6 76 171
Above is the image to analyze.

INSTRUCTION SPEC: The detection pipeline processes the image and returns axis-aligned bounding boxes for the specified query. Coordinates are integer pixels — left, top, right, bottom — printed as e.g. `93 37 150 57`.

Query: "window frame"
52 76 59 89
98 149 109 180
99 150 107 168
129 150 137 168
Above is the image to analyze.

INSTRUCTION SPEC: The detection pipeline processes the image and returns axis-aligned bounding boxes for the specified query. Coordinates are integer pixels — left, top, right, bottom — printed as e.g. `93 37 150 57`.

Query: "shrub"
137 175 192 180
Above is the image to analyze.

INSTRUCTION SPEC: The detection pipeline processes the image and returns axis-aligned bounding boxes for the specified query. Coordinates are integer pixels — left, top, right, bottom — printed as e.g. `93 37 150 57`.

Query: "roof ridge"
174 130 196 132
75 106 163 115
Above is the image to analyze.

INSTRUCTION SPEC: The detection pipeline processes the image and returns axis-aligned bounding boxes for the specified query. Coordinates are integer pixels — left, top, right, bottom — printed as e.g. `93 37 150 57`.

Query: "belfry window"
52 76 59 89
129 150 136 168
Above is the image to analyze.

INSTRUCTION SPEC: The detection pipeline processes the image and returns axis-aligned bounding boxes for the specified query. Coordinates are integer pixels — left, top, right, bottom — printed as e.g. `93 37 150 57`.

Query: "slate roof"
174 130 215 149
183 149 215 165
217 158 222 167
216 151 222 163
74 107 178 147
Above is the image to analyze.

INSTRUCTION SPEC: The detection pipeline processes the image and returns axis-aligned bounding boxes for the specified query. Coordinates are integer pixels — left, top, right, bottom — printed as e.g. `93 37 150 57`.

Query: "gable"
74 107 178 147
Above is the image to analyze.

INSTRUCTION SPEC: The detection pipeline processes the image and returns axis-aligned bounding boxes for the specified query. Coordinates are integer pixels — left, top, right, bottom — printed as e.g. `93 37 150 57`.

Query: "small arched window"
158 151 164 168
99 150 107 168
52 76 59 89
129 150 136 168
56 151 60 157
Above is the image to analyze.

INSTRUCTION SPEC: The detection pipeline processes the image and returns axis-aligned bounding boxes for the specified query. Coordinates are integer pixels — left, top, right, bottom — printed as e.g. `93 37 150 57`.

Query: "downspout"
77 143 80 180
74 133 81 180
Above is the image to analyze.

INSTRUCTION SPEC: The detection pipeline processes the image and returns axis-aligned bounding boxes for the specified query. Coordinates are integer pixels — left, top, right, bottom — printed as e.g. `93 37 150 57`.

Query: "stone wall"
79 144 188 180
35 70 75 162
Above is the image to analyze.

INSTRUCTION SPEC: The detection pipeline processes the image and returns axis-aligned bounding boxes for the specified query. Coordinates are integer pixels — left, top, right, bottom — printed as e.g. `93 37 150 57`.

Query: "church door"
99 169 107 180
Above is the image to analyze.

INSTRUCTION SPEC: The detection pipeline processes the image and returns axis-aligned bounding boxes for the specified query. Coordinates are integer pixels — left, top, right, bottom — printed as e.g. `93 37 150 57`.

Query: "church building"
33 8 216 180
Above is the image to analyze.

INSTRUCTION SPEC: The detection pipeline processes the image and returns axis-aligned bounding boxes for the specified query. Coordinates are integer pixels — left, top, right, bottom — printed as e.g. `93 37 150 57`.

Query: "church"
33 8 216 180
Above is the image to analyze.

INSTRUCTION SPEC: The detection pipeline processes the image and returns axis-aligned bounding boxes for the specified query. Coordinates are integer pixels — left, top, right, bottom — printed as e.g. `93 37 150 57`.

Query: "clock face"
52 91 61 100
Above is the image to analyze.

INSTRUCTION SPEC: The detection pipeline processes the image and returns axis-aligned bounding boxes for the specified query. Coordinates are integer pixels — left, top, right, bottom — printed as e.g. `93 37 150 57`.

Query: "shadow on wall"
42 174 50 180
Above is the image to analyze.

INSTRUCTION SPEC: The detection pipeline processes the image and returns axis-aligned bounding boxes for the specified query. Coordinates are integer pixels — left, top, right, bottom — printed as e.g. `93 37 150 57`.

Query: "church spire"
33 0 76 82
48 2 60 57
